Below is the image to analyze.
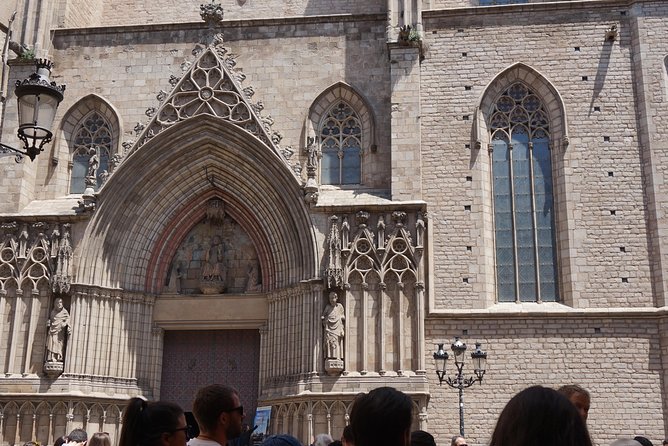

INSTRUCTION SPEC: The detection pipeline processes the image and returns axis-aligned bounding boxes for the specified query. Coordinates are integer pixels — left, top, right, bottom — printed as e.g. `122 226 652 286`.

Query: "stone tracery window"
319 101 362 185
70 112 112 194
489 82 558 302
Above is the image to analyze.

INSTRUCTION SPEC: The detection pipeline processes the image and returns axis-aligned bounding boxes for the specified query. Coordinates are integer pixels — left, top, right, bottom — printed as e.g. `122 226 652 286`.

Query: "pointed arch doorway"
159 329 261 417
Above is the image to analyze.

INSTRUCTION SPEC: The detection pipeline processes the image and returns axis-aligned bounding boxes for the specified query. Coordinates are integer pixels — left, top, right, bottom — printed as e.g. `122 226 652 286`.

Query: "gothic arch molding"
474 63 569 152
75 115 318 291
60 94 123 155
307 81 376 152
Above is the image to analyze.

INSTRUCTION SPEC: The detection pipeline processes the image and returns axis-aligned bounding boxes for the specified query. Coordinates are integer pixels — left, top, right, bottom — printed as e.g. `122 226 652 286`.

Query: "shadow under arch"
75 114 318 292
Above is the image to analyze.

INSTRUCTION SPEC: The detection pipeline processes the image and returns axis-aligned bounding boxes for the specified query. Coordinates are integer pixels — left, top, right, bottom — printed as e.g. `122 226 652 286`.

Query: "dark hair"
349 387 413 446
557 384 590 400
330 442 343 446
88 433 111 446
411 430 436 446
634 437 654 446
192 384 239 433
119 397 184 446
68 429 88 443
260 435 302 446
341 425 353 443
489 385 593 446
54 436 68 446
451 436 465 446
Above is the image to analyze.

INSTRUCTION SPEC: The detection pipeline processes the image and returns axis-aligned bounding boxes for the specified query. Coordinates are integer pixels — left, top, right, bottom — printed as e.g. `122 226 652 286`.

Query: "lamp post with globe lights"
433 337 487 437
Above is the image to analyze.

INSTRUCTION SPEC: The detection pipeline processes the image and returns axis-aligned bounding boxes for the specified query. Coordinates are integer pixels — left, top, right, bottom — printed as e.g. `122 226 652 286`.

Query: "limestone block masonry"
0 1 668 446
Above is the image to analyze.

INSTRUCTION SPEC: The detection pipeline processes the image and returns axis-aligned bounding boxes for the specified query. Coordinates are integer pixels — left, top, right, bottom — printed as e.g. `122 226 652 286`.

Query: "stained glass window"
319 101 362 185
490 82 558 302
70 112 112 194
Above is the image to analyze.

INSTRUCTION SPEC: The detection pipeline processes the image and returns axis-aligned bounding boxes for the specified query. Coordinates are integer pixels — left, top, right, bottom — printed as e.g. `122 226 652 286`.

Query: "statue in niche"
245 263 262 293
199 235 226 294
167 261 184 294
84 147 99 188
322 291 345 374
45 297 71 367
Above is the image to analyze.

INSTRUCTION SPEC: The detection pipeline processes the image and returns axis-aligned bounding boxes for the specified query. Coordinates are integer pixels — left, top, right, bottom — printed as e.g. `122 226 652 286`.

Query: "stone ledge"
428 302 668 318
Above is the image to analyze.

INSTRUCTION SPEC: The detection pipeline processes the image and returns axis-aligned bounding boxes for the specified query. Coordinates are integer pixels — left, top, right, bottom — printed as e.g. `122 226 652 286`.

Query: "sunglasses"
171 426 192 441
223 405 244 416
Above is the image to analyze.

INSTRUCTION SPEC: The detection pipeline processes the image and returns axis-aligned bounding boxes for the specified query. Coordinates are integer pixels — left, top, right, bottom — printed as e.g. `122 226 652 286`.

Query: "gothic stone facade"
0 0 667 445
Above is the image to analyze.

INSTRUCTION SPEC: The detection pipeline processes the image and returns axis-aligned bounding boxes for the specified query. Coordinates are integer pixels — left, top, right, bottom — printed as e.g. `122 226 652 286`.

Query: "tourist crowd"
45 383 662 446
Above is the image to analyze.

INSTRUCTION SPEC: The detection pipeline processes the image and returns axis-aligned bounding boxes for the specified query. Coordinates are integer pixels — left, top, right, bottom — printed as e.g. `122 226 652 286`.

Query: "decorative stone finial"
200 2 224 28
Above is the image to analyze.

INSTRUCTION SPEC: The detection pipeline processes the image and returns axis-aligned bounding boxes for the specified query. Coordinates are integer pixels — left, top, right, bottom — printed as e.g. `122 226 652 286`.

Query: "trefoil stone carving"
0 222 74 294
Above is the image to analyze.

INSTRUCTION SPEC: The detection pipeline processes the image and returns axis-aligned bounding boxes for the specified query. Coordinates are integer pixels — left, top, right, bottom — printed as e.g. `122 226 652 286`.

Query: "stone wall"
22 15 392 203
425 316 665 446
56 0 386 29
421 2 655 309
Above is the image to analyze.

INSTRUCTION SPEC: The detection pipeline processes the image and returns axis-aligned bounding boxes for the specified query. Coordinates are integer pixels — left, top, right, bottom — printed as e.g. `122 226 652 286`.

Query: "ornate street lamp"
0 59 66 162
433 337 488 437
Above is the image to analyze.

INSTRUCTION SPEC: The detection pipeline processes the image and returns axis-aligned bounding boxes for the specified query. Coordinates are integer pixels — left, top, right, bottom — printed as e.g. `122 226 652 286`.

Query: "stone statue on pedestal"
44 297 71 375
322 291 345 374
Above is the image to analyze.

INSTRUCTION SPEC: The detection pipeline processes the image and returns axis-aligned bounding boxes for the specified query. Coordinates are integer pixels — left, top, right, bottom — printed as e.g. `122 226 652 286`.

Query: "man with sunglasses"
189 384 245 446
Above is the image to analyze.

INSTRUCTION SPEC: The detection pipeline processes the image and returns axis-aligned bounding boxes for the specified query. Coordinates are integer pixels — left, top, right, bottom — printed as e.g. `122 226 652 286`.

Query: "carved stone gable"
136 46 276 150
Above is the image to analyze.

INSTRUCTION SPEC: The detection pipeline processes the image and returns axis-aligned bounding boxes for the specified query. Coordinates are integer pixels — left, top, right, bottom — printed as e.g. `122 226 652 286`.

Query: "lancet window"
70 112 113 194
319 101 362 185
489 82 558 302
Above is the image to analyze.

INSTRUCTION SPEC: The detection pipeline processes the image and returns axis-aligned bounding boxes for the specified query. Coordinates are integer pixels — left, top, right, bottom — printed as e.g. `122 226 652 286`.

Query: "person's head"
54 436 68 446
54 298 64 310
634 437 654 446
341 425 353 446
88 433 112 446
261 435 302 446
410 430 436 446
118 397 186 446
68 429 88 444
610 440 642 446
314 434 333 446
349 387 413 446
192 384 243 441
451 436 467 446
662 439 668 446
489 385 592 446
557 384 590 422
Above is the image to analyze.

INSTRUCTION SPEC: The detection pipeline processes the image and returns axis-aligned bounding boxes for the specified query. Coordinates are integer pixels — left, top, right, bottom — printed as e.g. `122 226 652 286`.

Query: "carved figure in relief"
167 262 184 294
322 292 345 360
245 263 261 293
202 235 225 282
87 148 100 178
46 297 71 362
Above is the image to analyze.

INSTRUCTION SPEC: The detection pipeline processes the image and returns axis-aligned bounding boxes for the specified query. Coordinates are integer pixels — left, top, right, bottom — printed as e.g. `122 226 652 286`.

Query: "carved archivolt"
0 222 73 294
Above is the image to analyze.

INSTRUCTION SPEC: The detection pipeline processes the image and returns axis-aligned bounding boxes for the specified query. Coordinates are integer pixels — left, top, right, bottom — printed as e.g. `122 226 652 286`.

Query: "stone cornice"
428 304 668 319
52 13 386 39
423 0 645 21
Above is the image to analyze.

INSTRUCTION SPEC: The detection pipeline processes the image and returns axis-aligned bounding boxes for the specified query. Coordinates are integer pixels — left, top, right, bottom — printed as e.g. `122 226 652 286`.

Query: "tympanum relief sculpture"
164 199 261 294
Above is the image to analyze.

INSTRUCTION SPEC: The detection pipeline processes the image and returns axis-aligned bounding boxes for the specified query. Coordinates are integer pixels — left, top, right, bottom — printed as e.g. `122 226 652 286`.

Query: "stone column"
389 44 422 201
